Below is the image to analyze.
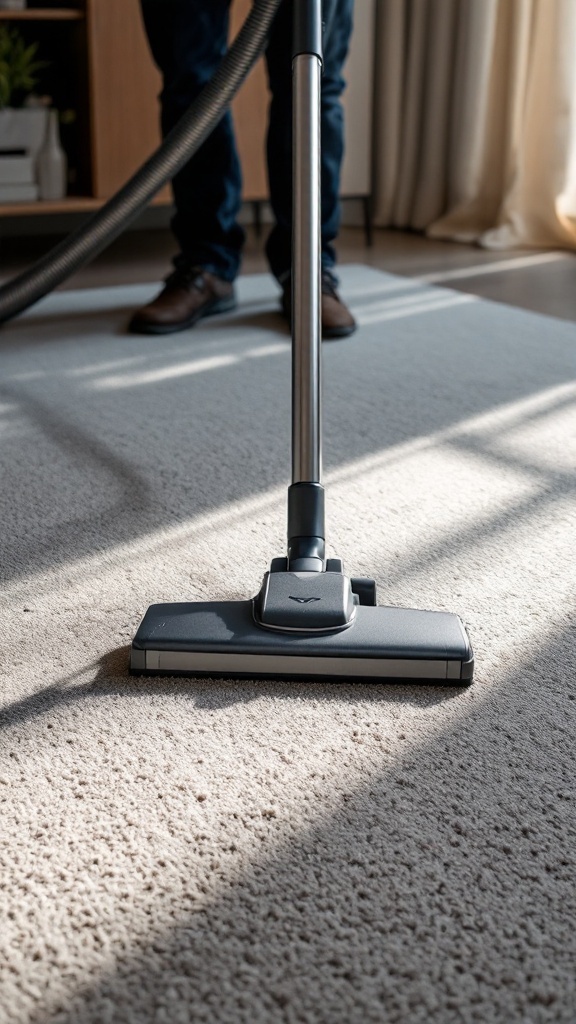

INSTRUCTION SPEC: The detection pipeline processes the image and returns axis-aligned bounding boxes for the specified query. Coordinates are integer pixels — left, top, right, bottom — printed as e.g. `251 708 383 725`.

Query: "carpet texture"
1 266 576 1024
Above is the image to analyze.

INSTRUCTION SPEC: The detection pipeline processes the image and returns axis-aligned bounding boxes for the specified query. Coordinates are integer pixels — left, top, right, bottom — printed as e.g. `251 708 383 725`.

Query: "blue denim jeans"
140 0 354 282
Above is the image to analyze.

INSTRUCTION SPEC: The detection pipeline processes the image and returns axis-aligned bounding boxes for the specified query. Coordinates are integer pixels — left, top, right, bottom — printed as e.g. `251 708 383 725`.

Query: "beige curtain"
372 0 576 248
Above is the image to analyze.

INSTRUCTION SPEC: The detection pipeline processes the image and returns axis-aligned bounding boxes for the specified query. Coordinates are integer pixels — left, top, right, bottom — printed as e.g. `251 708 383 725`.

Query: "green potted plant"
0 25 49 162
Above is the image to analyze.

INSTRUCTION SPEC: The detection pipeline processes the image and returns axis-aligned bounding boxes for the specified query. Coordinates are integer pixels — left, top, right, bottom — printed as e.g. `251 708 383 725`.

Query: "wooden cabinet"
87 0 270 202
86 0 164 200
0 0 374 217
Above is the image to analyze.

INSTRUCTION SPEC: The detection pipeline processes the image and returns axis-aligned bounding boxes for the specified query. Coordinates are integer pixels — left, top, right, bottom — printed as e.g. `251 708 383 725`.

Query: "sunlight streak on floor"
89 342 288 390
417 250 569 284
356 291 475 326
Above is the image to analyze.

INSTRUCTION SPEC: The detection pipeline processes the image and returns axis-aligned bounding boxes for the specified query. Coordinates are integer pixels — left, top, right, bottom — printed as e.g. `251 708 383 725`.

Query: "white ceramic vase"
37 108 67 201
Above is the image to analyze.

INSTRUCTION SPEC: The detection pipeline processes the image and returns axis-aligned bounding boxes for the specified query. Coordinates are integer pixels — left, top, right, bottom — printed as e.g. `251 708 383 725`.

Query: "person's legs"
140 0 244 282
262 0 293 284
264 0 355 284
317 0 354 280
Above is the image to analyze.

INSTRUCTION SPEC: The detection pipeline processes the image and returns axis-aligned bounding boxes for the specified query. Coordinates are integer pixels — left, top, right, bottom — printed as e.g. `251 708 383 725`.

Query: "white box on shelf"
0 153 35 185
0 182 39 202
0 108 48 160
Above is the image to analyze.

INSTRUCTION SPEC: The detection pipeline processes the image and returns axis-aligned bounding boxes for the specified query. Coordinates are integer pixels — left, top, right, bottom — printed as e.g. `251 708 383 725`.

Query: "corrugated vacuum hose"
0 0 283 326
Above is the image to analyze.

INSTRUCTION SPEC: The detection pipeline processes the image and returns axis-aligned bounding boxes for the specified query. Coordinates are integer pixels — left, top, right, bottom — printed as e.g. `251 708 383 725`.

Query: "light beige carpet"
1 266 576 1023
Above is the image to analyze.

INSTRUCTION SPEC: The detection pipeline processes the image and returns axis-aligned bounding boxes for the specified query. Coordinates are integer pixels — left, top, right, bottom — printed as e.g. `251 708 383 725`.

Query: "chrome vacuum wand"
259 0 360 630
286 3 327 577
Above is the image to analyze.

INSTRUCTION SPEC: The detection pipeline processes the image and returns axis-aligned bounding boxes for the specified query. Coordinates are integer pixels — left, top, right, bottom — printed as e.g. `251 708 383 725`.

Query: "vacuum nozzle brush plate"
130 600 473 683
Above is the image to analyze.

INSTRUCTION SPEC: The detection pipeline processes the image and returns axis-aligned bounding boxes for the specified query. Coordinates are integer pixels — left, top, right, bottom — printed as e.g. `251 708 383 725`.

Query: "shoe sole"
322 322 357 340
128 295 237 335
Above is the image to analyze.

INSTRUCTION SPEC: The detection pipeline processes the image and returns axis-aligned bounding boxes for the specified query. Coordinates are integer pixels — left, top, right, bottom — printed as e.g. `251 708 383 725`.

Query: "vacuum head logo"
289 596 321 603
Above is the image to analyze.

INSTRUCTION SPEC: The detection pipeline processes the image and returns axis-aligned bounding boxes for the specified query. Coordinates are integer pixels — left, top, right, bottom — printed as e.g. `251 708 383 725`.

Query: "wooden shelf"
0 8 84 20
0 197 99 215
0 193 171 216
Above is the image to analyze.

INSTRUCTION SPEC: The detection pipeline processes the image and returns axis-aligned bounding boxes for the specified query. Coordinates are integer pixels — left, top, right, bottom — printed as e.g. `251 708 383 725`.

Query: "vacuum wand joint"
288 481 325 571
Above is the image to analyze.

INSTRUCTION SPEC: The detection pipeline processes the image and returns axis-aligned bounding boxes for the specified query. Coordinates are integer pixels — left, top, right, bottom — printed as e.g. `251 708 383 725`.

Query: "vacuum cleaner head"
131 567 473 683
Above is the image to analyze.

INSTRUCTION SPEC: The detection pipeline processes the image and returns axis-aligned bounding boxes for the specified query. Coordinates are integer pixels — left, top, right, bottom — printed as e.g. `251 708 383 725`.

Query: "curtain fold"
372 0 576 249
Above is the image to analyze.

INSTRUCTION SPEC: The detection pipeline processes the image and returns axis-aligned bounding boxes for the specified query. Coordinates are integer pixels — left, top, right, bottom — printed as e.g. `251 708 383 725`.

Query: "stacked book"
0 148 39 202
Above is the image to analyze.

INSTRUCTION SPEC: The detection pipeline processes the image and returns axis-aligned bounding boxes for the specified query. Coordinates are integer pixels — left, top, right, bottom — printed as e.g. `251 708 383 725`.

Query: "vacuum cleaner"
129 2 474 683
0 0 472 682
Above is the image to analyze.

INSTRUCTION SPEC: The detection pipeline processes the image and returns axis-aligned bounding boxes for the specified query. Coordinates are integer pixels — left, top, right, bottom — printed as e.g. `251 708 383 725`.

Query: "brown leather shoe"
281 272 357 340
129 266 236 335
